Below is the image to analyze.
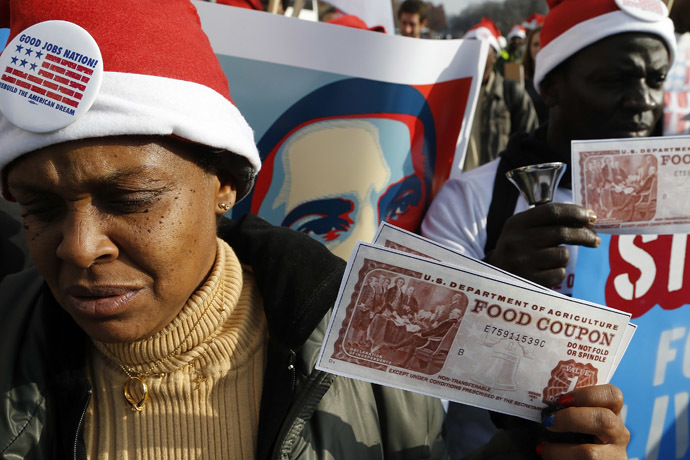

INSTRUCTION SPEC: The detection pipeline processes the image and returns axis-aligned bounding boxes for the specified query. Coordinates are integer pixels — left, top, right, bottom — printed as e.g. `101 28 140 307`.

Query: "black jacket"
0 214 447 460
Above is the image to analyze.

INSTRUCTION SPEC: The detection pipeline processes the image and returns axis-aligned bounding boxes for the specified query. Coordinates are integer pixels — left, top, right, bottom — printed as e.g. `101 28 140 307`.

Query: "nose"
56 207 118 268
622 80 660 112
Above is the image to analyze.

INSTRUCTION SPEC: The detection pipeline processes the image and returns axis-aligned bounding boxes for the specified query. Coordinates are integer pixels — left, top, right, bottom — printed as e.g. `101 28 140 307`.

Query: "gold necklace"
98 300 228 412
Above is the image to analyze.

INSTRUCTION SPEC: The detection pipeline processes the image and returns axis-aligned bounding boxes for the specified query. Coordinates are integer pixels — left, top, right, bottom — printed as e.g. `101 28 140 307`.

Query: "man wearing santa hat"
462 17 538 171
423 0 675 457
495 23 528 74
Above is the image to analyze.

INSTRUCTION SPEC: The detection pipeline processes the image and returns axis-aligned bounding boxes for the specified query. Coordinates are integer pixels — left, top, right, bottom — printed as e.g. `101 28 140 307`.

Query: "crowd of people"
0 0 686 459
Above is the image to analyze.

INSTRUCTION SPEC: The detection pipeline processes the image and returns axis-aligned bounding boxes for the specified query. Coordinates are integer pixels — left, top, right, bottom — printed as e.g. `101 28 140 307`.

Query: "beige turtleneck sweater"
85 239 267 459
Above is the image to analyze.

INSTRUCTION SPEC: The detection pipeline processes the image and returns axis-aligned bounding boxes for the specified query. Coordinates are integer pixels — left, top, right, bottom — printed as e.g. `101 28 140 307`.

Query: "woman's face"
6 137 233 343
530 30 541 61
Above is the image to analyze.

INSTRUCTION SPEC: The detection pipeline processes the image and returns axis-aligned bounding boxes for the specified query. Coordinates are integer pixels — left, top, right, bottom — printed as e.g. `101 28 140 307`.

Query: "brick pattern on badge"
0 20 102 133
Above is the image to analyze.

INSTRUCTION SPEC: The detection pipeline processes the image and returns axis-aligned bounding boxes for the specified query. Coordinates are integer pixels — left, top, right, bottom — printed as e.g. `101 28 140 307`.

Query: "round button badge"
614 0 669 22
0 20 103 133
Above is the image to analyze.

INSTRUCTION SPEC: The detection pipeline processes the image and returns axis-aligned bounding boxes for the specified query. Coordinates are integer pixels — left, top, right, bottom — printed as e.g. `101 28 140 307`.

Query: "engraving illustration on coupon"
578 151 658 225
331 257 467 376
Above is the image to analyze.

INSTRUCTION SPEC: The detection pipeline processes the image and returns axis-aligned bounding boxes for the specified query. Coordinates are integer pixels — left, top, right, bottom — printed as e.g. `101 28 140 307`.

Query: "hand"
485 203 600 288
539 384 629 459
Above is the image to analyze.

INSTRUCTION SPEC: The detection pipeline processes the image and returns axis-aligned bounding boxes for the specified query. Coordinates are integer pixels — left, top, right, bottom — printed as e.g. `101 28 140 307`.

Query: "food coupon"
572 135 690 234
316 242 633 421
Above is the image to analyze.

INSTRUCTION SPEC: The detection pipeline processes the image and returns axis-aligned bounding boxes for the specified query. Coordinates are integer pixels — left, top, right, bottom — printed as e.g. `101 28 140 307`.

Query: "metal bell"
472 340 522 391
505 162 567 206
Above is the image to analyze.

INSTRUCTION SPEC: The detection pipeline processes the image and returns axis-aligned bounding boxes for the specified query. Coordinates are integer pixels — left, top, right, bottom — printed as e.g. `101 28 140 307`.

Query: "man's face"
547 33 669 145
258 118 426 260
510 36 525 52
6 138 228 343
399 12 425 38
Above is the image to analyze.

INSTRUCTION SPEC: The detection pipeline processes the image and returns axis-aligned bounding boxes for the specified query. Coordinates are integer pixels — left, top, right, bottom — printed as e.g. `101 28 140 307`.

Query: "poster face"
574 234 690 460
195 3 485 258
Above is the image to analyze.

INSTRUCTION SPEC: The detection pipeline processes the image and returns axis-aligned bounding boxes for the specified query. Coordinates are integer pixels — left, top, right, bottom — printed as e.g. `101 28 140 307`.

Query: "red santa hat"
327 14 387 33
534 0 676 94
0 0 261 199
463 17 502 53
522 13 546 30
507 24 527 40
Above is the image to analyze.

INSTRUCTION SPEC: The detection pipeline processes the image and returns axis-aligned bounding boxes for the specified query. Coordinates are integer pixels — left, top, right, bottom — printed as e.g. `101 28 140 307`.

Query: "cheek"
22 220 61 278
122 192 218 297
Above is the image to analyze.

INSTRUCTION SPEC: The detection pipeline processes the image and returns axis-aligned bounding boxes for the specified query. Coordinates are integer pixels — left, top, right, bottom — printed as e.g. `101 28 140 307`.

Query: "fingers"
539 441 629 460
503 205 601 249
541 385 629 447
509 202 597 229
544 406 629 444
567 384 625 415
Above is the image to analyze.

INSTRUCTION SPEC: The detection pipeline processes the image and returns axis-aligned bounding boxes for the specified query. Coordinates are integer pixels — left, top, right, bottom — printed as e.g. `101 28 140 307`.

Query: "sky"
436 0 501 17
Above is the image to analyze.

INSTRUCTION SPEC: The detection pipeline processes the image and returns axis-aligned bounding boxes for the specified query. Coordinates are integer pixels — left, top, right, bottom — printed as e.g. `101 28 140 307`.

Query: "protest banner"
195 2 485 259
574 234 690 460
321 0 395 34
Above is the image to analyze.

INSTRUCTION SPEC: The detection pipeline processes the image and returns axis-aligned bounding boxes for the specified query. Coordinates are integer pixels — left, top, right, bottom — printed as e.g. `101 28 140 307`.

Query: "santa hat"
327 14 387 33
534 0 676 94
507 24 527 40
0 0 261 200
463 17 502 52
522 13 546 30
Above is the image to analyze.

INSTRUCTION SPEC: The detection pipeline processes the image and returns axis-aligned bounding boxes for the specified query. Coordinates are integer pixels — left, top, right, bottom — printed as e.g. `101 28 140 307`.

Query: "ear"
214 171 238 215
539 72 563 108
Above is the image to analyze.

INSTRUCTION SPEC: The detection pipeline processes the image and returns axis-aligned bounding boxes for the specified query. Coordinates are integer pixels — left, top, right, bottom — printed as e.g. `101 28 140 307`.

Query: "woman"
0 1 629 459
521 26 548 124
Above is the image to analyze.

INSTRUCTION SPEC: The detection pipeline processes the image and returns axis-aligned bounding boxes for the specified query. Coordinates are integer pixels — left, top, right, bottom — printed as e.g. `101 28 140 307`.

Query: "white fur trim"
464 27 501 52
534 10 676 94
0 71 261 178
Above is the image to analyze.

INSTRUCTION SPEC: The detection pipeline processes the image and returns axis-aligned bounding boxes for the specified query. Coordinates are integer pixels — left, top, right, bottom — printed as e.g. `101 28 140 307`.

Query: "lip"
64 285 142 317
615 123 651 137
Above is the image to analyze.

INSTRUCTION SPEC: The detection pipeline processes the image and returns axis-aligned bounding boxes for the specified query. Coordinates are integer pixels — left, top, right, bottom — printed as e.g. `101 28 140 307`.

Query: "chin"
76 317 150 344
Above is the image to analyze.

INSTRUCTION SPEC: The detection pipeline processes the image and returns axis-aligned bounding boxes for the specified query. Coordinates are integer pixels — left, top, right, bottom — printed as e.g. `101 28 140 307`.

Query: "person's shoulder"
447 160 501 188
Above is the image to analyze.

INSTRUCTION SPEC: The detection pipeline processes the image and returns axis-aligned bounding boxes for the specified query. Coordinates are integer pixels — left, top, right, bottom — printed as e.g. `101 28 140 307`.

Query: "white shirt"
421 158 578 295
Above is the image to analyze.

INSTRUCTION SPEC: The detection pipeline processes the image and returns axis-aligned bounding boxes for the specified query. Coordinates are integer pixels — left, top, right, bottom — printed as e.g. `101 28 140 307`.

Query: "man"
398 0 427 38
462 18 538 171
400 285 419 315
385 276 407 314
495 24 527 75
349 275 379 346
422 0 675 457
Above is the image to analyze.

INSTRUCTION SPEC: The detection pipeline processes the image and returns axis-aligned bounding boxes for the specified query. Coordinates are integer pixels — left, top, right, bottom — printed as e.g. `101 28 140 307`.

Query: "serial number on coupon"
483 325 546 347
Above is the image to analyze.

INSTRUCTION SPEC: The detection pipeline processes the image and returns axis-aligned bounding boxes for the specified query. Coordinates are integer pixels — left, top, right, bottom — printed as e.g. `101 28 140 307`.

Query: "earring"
219 203 230 211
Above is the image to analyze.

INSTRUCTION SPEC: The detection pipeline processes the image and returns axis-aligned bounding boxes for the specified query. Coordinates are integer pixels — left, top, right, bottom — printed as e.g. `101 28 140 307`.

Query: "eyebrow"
9 165 166 195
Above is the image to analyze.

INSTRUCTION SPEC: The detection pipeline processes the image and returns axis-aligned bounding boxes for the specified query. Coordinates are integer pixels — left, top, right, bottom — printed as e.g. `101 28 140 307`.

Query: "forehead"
399 12 420 23
567 33 669 71
7 137 200 191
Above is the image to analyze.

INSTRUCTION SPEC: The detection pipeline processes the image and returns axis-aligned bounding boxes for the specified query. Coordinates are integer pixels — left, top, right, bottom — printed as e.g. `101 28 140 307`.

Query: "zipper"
287 350 296 394
73 389 92 460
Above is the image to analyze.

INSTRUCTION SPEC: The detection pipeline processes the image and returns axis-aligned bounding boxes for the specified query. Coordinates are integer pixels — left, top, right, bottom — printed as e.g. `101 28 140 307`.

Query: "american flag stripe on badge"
1 51 92 110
